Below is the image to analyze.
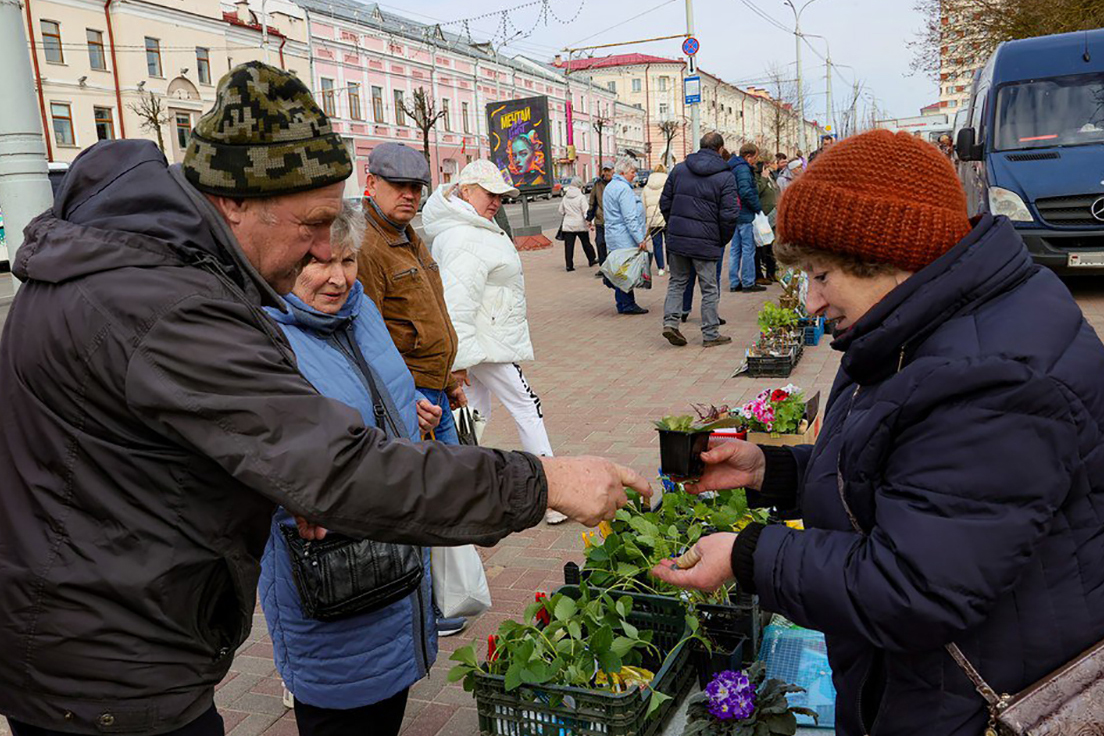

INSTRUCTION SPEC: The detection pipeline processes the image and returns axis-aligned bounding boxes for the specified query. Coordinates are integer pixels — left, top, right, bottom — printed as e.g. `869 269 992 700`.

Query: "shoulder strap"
329 328 405 440
945 643 1004 709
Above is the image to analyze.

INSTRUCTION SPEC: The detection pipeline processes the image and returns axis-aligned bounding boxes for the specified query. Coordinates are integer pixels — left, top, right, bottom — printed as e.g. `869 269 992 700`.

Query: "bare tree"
764 64 800 155
911 0 1104 83
397 86 446 183
128 90 170 153
657 120 683 168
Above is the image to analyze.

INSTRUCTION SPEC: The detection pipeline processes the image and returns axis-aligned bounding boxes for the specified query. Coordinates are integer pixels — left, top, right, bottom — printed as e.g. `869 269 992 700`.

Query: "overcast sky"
382 0 938 122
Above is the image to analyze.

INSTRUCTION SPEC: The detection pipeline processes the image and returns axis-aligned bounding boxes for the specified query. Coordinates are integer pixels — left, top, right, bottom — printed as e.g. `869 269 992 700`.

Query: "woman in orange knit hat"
654 129 1104 734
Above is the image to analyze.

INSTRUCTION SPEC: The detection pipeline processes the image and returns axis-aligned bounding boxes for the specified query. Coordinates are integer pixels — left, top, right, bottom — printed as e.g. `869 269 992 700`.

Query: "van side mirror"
956 128 981 161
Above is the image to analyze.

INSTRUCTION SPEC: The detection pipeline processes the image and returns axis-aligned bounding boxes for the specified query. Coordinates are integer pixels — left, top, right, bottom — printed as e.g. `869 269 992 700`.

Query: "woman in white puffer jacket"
423 160 565 525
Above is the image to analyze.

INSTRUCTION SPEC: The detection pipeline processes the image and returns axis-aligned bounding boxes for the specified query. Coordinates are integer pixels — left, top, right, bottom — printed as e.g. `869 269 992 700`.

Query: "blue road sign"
684 75 701 105
682 36 699 56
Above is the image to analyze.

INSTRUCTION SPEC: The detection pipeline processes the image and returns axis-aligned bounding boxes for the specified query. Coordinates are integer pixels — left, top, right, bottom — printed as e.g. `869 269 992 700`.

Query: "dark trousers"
294 688 410 736
603 275 639 313
564 231 596 269
761 244 777 280
10 707 224 736
682 248 725 314
651 229 666 270
594 225 608 265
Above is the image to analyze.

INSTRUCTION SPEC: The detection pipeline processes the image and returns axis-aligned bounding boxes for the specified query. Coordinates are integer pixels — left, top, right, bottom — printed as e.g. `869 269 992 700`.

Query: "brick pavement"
6 255 1104 736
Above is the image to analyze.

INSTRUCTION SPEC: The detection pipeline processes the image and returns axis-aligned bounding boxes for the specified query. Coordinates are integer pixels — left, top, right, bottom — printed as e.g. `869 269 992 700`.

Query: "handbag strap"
945 643 1004 709
328 329 404 440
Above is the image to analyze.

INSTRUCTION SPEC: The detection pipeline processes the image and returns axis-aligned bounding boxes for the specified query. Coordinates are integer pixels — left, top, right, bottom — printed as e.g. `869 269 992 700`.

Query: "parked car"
955 28 1104 270
582 177 599 194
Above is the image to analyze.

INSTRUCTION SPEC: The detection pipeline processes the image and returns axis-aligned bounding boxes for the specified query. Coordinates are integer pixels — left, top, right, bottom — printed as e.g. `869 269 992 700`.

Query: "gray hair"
569 176 583 188
612 155 638 176
330 200 366 255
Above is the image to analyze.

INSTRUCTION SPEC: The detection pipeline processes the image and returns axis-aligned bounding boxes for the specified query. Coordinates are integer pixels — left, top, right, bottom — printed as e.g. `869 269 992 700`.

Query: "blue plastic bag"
759 621 836 728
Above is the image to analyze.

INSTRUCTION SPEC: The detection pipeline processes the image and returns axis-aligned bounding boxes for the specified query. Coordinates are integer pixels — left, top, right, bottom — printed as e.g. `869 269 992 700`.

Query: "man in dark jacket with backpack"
659 132 740 348
728 143 764 292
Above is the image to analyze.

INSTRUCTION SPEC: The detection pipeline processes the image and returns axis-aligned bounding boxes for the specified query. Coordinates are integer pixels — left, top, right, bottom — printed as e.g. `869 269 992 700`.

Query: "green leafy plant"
682 662 818 736
654 414 700 432
736 386 807 435
447 585 677 717
756 302 800 334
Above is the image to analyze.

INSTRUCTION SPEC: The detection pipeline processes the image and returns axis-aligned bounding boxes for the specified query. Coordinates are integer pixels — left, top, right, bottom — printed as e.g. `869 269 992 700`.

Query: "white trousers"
467 362 554 457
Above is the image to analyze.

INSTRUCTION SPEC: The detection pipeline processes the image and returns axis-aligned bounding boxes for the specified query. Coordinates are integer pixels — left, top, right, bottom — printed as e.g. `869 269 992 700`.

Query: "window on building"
462 101 470 133
175 112 191 149
658 76 668 91
145 37 162 77
94 106 114 140
320 78 335 116
371 86 384 122
87 29 106 70
50 102 74 145
442 98 450 130
41 21 63 64
348 82 362 120
607 81 616 93
631 78 641 93
394 89 406 125
659 102 669 117
196 47 210 84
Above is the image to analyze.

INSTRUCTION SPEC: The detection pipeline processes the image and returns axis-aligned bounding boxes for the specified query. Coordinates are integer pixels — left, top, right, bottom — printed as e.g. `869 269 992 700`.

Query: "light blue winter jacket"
602 174 646 251
258 282 437 709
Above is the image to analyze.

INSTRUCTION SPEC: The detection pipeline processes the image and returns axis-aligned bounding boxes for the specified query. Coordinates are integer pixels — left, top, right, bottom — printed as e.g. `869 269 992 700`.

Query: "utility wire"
565 0 677 49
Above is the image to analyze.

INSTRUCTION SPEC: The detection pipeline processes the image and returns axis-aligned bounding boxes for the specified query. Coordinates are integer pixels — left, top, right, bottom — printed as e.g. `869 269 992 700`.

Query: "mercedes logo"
1093 197 1104 222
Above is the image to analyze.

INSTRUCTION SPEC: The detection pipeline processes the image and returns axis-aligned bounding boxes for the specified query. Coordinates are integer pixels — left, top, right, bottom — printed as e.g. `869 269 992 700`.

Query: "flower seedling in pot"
682 663 818 736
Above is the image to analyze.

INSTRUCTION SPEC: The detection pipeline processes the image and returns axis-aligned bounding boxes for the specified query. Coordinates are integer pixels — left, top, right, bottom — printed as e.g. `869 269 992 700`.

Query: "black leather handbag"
281 334 423 622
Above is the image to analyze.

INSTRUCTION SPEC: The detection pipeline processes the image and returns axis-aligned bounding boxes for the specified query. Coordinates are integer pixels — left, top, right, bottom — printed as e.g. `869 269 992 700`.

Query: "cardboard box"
746 391 822 447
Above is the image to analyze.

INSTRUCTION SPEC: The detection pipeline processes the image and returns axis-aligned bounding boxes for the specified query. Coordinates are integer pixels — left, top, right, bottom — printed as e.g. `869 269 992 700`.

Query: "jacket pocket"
390 318 421 354
196 558 248 661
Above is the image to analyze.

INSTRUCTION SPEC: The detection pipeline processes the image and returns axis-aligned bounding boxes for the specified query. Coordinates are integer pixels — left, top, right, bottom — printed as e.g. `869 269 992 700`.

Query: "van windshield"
994 73 1104 151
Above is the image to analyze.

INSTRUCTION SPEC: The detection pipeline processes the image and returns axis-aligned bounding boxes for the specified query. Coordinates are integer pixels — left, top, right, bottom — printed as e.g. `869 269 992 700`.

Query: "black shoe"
680 313 689 323
719 318 727 326
729 285 742 292
703 335 733 348
588 261 597 267
742 284 767 293
620 306 649 315
663 326 688 346
594 271 604 279
566 267 575 272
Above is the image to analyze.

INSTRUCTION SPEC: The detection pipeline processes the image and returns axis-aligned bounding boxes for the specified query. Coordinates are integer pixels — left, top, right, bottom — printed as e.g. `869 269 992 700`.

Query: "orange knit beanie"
776 129 972 272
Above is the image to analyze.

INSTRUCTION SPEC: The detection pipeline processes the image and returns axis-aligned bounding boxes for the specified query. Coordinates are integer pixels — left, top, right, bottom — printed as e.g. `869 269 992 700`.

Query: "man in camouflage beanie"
183 61 352 197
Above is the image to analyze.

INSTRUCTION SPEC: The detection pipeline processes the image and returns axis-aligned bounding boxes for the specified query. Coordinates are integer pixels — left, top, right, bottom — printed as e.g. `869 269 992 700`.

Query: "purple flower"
704 670 756 721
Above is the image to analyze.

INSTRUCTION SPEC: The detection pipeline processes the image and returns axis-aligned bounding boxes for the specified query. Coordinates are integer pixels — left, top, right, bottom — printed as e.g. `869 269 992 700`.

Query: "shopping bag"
753 212 775 247
452 406 485 445
431 545 492 618
600 248 649 293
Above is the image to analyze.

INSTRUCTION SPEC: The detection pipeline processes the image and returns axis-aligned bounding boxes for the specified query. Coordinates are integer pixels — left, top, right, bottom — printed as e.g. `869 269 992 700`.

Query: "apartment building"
23 0 310 163
937 2 986 112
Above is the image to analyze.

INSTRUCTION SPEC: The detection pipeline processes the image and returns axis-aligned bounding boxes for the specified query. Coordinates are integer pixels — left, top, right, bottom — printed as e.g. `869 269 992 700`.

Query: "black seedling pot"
657 428 712 478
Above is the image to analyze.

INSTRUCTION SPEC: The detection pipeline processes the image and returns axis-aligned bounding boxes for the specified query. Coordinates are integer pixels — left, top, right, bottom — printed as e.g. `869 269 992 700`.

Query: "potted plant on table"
682 663 818 736
737 386 822 447
655 409 743 478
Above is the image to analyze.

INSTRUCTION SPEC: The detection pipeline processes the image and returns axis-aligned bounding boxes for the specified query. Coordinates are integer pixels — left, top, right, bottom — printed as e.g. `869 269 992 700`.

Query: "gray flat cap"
368 143 430 186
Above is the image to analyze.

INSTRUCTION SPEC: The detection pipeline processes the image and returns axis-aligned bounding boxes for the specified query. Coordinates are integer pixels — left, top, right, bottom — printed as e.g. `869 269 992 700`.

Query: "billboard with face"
487 96 550 193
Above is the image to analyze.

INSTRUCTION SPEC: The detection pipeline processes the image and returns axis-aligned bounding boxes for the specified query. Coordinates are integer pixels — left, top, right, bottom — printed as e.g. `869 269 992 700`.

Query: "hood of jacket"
684 149 729 178
563 185 585 201
644 172 668 192
422 183 505 241
15 140 282 307
270 281 366 336
728 156 752 174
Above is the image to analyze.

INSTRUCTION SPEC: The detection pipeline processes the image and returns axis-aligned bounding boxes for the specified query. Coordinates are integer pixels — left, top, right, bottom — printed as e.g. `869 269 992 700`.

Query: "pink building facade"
299 1 638 192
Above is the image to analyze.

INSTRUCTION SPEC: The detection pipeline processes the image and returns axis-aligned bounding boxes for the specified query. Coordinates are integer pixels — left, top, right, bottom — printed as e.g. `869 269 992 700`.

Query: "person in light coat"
423 160 566 525
641 163 668 275
557 177 596 271
601 155 649 315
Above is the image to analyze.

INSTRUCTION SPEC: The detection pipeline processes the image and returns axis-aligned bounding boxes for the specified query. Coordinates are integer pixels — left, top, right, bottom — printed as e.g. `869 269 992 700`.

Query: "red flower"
535 592 551 626
487 635 498 662
771 389 790 403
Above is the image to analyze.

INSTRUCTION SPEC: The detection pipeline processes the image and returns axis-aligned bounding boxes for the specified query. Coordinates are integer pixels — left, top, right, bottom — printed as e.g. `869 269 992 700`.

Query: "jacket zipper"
413 565 430 675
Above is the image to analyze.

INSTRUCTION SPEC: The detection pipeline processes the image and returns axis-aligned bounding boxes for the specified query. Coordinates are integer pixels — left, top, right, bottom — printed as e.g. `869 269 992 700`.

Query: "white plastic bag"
753 212 775 247
431 545 492 618
600 248 650 293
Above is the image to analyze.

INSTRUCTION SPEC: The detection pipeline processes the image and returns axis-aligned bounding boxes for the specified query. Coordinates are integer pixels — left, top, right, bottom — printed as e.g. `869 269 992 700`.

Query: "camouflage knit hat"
183 61 352 197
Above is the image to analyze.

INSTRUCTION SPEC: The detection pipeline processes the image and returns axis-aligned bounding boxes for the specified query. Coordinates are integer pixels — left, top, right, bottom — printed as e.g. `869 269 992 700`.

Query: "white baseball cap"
457 159 520 198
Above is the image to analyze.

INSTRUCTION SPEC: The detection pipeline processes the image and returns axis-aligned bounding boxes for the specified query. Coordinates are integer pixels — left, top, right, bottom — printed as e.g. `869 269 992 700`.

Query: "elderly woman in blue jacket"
602 155 649 315
654 131 1104 735
259 202 437 736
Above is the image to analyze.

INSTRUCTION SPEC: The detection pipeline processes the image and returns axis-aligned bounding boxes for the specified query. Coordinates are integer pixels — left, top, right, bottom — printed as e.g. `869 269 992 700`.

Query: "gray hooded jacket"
0 141 546 733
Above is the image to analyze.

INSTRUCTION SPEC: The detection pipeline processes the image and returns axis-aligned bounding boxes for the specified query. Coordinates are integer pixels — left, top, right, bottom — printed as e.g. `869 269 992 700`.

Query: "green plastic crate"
471 585 695 736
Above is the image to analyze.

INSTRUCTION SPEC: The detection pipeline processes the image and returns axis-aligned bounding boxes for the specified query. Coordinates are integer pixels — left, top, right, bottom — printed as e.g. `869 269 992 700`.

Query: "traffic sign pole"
684 0 700 155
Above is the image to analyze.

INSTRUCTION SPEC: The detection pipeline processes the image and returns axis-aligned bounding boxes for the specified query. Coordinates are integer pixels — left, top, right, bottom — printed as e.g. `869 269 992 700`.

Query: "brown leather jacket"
358 201 459 390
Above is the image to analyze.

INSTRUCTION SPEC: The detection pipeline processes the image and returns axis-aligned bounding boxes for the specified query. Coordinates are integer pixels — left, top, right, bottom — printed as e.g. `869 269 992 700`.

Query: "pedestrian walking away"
728 142 764 292
654 129 1104 736
601 156 649 315
558 176 597 271
641 163 669 275
0 61 651 736
755 160 780 282
423 160 567 525
659 132 739 347
258 202 438 735
358 141 470 635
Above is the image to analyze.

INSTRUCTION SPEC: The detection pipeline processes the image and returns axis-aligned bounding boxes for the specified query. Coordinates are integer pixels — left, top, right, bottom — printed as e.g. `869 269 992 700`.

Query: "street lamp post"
783 0 822 155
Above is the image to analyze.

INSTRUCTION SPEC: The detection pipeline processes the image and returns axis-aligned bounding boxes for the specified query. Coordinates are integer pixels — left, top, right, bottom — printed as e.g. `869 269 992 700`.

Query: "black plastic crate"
747 344 802 377
691 633 749 688
471 585 695 736
697 593 762 664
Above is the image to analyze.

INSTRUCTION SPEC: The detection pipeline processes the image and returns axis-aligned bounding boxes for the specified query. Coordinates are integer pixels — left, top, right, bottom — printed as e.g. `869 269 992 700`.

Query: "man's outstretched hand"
541 456 651 526
650 532 736 592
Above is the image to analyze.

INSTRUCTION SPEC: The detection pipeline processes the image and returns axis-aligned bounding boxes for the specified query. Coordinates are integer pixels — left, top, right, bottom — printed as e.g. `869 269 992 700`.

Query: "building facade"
556 53 822 168
23 0 309 163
